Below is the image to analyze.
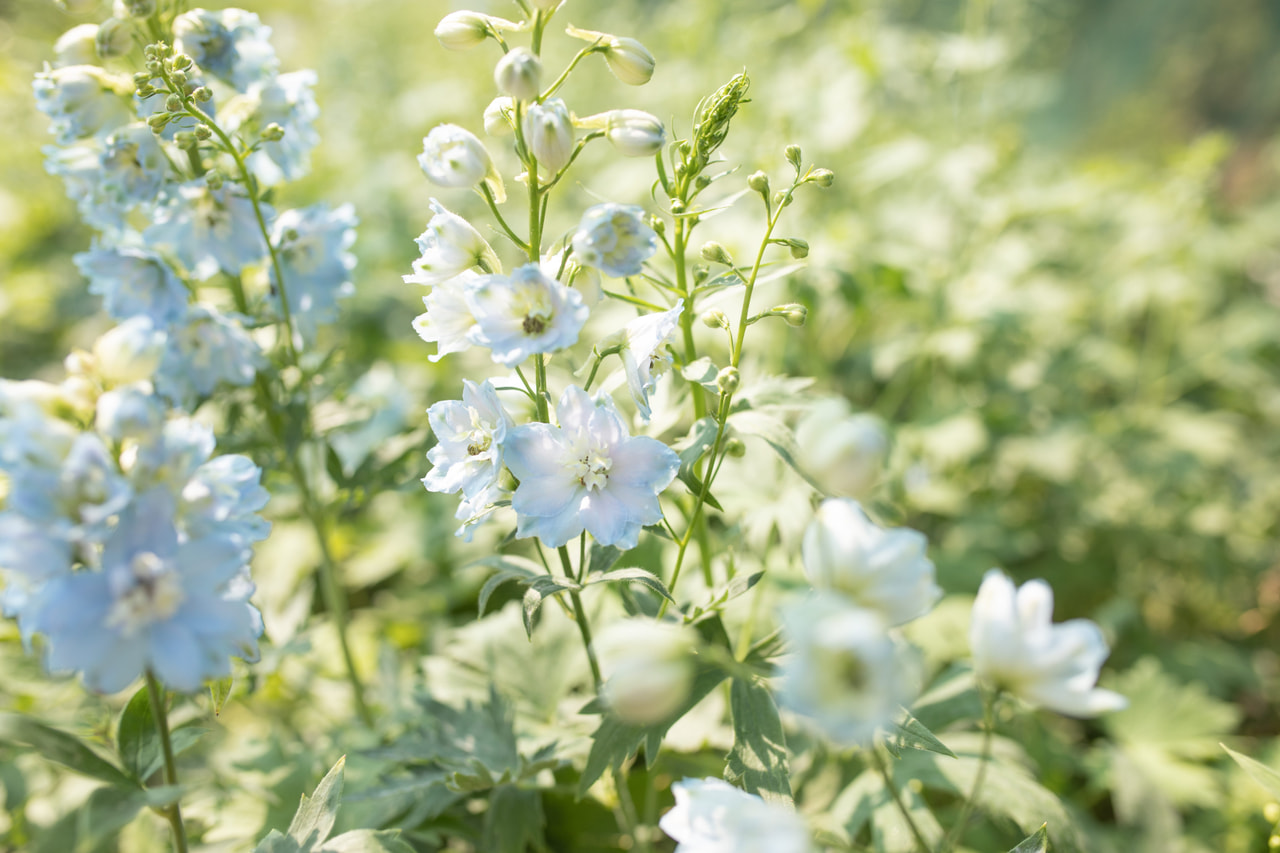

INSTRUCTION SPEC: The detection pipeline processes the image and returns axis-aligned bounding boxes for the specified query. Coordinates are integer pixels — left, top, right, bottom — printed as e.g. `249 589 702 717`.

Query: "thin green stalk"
145 672 189 853
871 748 931 853
557 546 602 689
481 182 528 253
540 42 604 102
941 692 997 853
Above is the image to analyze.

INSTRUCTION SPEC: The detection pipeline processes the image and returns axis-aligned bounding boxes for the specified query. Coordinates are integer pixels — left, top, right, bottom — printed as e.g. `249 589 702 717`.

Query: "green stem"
941 692 996 853
871 748 931 853
557 545 602 689
145 672 189 853
540 42 603 101
481 182 528 253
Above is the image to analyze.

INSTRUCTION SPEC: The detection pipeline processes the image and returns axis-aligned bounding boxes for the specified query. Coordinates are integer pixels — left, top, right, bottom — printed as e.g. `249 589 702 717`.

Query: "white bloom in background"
616 301 682 420
423 379 513 500
594 618 696 725
802 499 940 626
970 570 1128 717
660 777 811 853
404 199 500 287
494 47 542 101
33 64 132 145
93 316 167 386
778 593 919 746
412 271 479 362
418 124 505 202
483 96 516 136
523 98 575 174
795 398 888 499
434 11 519 51
465 264 587 366
53 25 100 67
571 203 658 279
505 386 679 549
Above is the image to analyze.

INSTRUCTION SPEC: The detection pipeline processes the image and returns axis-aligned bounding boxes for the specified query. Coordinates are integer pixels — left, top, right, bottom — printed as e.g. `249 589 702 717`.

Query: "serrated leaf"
478 566 540 617
724 677 792 805
287 756 346 849
888 710 957 760
1222 745 1280 801
209 676 234 716
0 713 135 789
319 829 416 853
253 829 301 853
1010 824 1050 853
522 576 581 638
117 686 159 783
680 357 720 393
585 543 623 575
481 785 545 853
585 567 674 602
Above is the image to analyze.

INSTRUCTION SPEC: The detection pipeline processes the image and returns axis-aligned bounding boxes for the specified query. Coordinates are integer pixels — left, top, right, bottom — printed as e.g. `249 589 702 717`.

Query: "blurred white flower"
970 570 1128 717
465 263 587 366
659 777 811 853
522 98 575 173
778 593 919 746
601 109 665 157
483 96 516 136
616 301 682 421
434 11 519 51
795 398 887 499
93 316 166 386
802 498 940 626
594 618 696 725
404 199 500 287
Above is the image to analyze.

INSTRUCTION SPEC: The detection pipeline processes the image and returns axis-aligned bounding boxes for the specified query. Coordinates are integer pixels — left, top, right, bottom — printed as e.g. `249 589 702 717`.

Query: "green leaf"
585 567 674 602
680 357 721 394
478 567 539 617
0 713 135 789
137 725 209 783
481 785 546 853
522 575 581 638
287 755 346 849
724 677 793 805
72 785 148 853
209 676 234 716
254 829 301 853
585 543 623 575
319 829 416 853
671 416 724 511
1222 745 1280 801
887 710 957 760
1010 824 1050 852
116 686 160 783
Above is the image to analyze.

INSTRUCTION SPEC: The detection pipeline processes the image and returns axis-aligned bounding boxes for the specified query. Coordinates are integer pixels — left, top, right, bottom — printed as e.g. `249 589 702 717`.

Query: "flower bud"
93 317 166 386
604 37 655 85
193 86 213 102
605 109 665 157
808 168 835 187
204 169 224 189
419 123 499 193
795 399 888 499
116 0 155 17
594 619 696 725
747 170 770 194
494 47 541 101
716 366 740 395
522 98 574 173
725 437 746 457
171 53 193 70
95 18 133 59
169 69 187 88
164 93 182 112
773 190 792 208
261 122 285 141
779 303 807 325
483 96 515 136
435 11 516 51
784 238 809 259
147 113 170 133
701 309 729 329
193 123 211 140
785 143 803 170
700 241 731 265
53 25 100 67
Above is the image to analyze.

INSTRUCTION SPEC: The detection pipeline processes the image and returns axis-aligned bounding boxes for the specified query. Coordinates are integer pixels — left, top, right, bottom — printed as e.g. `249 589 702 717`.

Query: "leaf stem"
941 691 997 853
145 672 189 853
870 748 931 853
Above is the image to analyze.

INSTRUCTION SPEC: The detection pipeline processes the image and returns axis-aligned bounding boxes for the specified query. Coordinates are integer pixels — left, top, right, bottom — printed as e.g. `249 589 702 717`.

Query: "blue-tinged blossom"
96 383 168 441
33 64 132 144
571 203 659 279
145 182 271 280
76 246 189 325
45 124 167 231
224 70 321 185
180 454 271 544
154 304 263 408
269 203 357 345
5 433 132 545
0 513 75 623
172 8 278 92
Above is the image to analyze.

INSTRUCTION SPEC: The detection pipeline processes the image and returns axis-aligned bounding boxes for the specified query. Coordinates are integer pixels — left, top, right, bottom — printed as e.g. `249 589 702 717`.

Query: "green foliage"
725 676 793 804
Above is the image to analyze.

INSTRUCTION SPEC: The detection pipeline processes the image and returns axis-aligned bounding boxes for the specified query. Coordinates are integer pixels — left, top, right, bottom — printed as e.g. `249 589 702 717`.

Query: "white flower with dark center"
660 777 811 853
465 264 587 367
777 593 919 746
504 386 678 549
802 499 940 626
404 199 500 287
970 570 1128 717
412 271 481 362
423 379 513 501
618 301 682 420
571 203 658 279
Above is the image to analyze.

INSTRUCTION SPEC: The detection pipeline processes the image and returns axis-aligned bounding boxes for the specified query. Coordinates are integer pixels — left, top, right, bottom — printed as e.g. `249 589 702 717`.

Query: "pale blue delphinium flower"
32 64 132 144
571 203 658 279
180 454 271 545
4 432 133 546
26 487 263 694
269 203 357 345
404 199 500 287
154 304 263 408
95 383 167 441
128 416 217 496
505 385 679 549
0 513 74 625
465 263 588 367
44 124 168 231
224 70 321 186
91 316 168 386
423 379 513 500
412 270 480 362
145 181 271 281
617 300 682 420
172 8 278 92
452 481 508 542
0 380 79 472
76 246 190 325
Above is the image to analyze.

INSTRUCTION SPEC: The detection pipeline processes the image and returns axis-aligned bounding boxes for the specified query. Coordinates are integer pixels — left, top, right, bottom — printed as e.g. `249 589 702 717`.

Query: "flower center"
104 551 185 635
522 314 546 335
568 447 612 491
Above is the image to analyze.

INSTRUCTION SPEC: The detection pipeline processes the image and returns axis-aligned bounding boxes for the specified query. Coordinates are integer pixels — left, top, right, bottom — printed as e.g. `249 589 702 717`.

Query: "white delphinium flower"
423 379 513 501
494 47 542 101
795 398 888 499
92 316 167 386
571 203 658 279
504 386 679 549
522 98 575 174
970 570 1128 717
33 64 133 144
483 96 516 136
594 618 696 725
577 109 665 157
412 271 480 362
172 8 278 92
403 199 500 287
778 593 919 746
434 11 520 51
659 777 812 853
802 499 940 626
145 181 270 280
418 124 505 202
53 25 100 67
613 301 682 420
465 263 588 366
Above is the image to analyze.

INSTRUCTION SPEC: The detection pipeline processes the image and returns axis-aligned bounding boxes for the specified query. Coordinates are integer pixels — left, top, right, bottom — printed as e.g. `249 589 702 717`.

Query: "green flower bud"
700 242 732 265
164 93 182 112
747 170 769 194
695 174 712 190
435 11 518 51
193 86 213 102
171 53 192 70
194 123 212 140
494 47 542 101
650 216 665 235
725 437 747 457
169 70 187 88
716 366 740 395
261 122 286 142
808 168 835 187
785 238 809 259
701 309 729 329
136 83 157 99
785 144 803 170
780 303 807 326
773 191 793 208
204 170 224 189
132 71 153 87
147 113 170 132
145 59 163 74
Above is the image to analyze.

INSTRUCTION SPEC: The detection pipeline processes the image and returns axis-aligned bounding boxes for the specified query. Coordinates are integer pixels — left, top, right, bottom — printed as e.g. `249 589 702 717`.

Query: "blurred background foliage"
3 0 1280 850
